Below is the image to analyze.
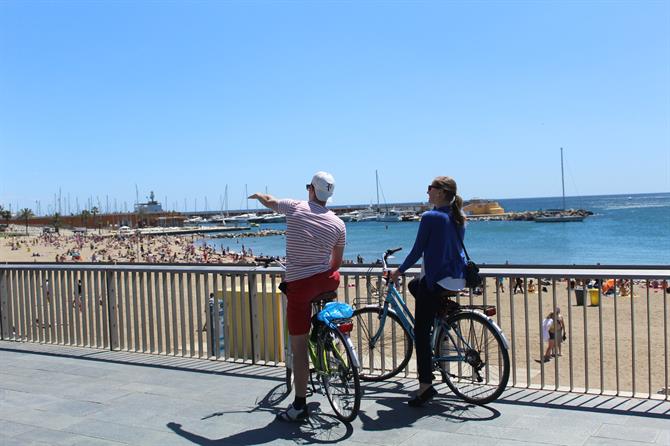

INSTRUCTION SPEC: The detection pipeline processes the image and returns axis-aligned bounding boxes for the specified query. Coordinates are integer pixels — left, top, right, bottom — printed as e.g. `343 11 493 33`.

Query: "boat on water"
261 213 286 223
535 147 586 223
184 216 209 225
224 213 259 226
377 209 402 222
338 212 357 222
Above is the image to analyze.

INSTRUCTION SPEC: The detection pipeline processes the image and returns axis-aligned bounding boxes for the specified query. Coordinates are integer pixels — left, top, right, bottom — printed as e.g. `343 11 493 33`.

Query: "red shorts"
285 269 340 335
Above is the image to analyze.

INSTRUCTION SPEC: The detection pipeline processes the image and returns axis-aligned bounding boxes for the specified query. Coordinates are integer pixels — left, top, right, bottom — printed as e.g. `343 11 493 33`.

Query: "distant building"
134 191 163 214
463 199 505 216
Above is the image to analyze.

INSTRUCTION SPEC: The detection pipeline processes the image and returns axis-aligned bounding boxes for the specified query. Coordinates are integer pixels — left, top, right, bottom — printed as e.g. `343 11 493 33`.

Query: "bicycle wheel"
318 327 361 422
434 311 510 405
352 307 413 381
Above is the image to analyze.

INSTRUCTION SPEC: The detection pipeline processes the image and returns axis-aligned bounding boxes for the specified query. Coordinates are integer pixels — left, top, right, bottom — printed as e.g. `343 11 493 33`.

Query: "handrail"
1 262 668 400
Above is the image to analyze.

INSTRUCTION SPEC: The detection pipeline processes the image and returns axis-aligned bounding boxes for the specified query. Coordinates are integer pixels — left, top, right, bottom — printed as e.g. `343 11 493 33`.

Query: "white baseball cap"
310 171 335 201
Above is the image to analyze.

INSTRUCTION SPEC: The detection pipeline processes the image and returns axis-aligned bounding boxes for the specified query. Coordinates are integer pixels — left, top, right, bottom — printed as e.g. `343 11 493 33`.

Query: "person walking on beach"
249 171 346 422
542 311 556 362
390 176 467 407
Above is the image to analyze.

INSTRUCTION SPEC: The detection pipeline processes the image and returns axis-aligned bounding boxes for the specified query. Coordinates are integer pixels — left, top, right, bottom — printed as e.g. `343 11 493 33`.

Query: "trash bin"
589 288 600 306
575 288 584 306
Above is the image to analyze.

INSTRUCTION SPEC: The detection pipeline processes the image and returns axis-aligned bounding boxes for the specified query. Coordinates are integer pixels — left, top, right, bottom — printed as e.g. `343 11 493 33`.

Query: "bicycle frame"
372 280 472 364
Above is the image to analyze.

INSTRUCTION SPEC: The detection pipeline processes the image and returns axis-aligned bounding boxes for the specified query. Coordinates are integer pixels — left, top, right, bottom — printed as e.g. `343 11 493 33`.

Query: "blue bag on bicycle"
317 302 354 328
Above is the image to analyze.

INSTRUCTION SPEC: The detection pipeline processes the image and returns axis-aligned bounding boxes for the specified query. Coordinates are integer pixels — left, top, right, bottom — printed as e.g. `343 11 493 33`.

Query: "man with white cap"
249 171 346 422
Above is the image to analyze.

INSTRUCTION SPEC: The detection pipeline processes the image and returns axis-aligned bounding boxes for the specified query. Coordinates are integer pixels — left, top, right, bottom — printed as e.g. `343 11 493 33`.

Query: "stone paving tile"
0 433 52 446
656 430 670 446
398 430 526 445
455 423 592 446
512 413 603 435
0 419 36 438
66 418 187 445
11 426 115 445
624 414 670 430
593 423 661 443
585 438 654 446
40 398 105 417
0 407 84 432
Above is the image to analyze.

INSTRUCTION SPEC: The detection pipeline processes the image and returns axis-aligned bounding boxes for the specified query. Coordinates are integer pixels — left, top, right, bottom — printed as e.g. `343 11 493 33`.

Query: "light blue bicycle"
351 248 510 405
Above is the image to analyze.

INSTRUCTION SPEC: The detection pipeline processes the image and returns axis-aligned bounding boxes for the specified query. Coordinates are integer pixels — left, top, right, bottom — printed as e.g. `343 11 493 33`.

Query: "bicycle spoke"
435 312 510 405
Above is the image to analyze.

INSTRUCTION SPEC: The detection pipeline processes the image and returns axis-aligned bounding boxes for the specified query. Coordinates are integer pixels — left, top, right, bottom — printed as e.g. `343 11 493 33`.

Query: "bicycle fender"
343 334 361 368
488 319 510 350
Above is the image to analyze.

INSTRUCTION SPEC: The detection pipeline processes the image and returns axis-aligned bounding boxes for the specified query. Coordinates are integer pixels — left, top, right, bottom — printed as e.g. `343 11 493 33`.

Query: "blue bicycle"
351 248 510 405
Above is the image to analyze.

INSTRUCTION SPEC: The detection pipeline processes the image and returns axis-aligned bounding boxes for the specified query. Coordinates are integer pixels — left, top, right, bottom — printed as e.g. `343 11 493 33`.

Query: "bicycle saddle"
312 291 338 304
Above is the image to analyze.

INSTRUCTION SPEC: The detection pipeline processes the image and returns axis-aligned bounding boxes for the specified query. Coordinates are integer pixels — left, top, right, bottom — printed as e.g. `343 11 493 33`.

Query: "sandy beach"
0 225 258 264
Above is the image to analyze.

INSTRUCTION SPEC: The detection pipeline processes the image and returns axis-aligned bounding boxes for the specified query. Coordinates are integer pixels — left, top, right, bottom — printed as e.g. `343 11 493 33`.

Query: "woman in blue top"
390 176 467 407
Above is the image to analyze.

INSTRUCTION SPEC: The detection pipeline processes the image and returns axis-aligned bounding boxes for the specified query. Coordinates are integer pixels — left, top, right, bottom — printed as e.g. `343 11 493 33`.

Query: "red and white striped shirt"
277 199 346 282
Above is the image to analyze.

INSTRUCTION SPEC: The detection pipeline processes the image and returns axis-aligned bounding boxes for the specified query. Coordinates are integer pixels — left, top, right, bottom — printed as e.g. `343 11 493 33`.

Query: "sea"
197 193 670 266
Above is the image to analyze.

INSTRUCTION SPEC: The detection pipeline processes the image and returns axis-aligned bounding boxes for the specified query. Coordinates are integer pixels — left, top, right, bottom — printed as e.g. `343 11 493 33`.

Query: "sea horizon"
199 192 670 266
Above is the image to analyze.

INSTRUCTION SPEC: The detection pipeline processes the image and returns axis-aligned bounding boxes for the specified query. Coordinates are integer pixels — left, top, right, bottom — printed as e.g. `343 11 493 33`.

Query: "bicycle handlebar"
382 247 402 271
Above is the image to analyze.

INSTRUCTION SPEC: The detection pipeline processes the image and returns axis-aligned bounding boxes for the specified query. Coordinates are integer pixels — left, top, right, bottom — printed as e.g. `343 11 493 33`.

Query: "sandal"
277 403 308 422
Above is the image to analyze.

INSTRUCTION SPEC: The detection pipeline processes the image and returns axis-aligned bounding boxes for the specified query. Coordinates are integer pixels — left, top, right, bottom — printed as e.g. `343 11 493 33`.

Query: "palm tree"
18 208 34 235
0 205 10 231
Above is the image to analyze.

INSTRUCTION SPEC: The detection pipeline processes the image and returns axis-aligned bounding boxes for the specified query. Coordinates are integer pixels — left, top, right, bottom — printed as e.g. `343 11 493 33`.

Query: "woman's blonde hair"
432 176 465 225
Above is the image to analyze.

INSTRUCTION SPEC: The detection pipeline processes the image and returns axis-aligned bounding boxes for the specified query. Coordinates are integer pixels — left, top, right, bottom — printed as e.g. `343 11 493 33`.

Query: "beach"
0 225 259 265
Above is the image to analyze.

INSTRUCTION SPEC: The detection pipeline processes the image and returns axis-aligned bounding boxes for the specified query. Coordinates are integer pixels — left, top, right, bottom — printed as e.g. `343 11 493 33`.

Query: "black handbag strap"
450 217 472 262
435 207 472 261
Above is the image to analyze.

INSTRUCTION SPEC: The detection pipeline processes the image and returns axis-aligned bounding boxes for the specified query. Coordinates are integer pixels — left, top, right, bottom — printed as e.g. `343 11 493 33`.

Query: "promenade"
1 341 669 446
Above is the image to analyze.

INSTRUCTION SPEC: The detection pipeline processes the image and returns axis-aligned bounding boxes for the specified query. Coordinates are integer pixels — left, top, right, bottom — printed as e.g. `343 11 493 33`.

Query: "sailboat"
375 170 402 222
534 148 585 223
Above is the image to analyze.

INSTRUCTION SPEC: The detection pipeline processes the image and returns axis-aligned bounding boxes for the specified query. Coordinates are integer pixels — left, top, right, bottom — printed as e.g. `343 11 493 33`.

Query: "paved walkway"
1 341 669 445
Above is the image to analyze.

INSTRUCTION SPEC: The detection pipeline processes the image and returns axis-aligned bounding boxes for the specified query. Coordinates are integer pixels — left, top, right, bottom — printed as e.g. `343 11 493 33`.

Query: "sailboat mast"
560 147 566 210
375 170 380 212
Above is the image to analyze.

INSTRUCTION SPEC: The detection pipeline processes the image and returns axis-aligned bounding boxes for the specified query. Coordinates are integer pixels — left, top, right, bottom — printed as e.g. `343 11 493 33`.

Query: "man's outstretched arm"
248 193 279 212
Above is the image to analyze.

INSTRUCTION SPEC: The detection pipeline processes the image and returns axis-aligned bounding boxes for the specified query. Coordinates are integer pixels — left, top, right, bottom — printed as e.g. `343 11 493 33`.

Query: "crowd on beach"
3 231 260 264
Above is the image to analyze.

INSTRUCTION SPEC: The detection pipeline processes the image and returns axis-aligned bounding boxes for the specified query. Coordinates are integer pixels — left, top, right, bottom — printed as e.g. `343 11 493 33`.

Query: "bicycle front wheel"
319 327 361 422
352 307 413 381
434 311 510 405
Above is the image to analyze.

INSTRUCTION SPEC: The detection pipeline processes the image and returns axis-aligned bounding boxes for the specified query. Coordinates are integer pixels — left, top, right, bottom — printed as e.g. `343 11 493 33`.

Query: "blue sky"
1 0 669 215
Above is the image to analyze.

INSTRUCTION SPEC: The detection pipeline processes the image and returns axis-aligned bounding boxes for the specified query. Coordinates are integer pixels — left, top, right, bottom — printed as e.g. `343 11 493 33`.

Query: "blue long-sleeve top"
398 206 467 290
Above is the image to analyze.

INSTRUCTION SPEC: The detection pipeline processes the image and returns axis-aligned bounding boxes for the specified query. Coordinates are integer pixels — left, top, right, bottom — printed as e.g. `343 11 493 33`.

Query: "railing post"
248 273 259 364
106 271 118 351
0 269 6 340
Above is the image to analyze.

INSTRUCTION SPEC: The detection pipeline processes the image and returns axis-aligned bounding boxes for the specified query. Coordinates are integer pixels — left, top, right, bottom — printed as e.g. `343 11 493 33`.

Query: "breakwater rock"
469 209 593 222
208 229 285 239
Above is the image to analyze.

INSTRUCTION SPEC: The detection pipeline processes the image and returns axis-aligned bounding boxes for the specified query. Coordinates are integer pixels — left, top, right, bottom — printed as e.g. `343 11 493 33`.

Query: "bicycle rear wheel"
434 311 510 405
319 327 361 422
351 307 413 381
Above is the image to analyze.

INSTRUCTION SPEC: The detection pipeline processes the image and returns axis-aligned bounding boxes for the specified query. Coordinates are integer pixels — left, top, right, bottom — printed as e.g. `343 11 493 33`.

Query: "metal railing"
1 263 668 400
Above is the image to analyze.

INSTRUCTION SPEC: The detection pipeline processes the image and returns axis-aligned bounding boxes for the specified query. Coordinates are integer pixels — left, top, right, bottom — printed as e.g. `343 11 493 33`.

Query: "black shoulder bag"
451 219 483 289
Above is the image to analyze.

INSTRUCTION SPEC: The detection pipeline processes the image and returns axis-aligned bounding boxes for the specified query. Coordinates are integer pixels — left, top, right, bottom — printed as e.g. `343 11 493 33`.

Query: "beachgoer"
513 277 524 294
542 312 555 362
249 171 345 422
390 176 467 407
498 277 505 293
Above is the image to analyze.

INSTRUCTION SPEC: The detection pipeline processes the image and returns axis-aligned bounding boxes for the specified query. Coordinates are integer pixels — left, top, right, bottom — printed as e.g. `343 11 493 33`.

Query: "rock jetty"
468 209 592 222
209 229 285 239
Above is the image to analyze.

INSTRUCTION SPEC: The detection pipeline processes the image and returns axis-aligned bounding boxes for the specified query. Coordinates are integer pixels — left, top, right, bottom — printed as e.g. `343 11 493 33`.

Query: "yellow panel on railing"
215 285 284 362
